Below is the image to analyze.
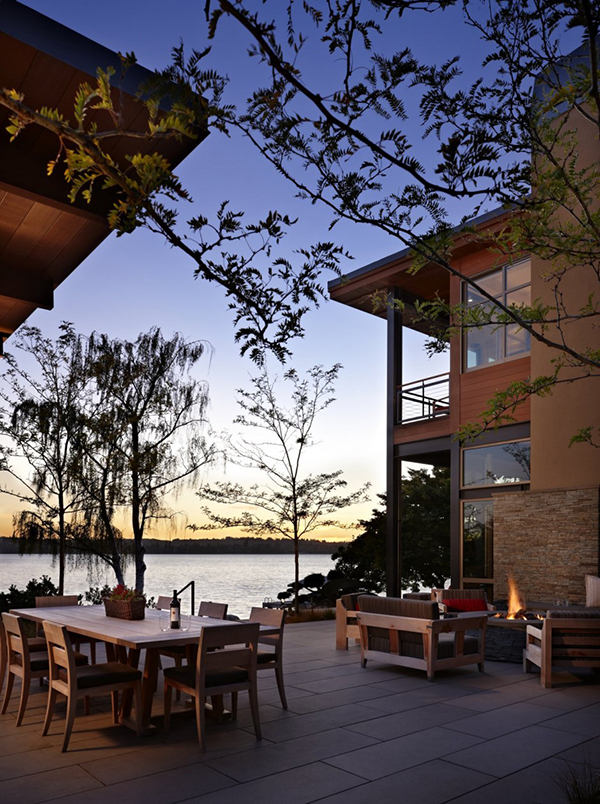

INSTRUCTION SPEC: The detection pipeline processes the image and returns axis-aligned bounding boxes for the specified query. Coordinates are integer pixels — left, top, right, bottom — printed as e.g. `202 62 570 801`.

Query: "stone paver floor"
1 619 599 804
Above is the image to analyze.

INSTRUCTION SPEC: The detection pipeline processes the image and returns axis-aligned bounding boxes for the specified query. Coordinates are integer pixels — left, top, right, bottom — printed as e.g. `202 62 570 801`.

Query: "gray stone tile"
45 762 235 804
285 685 391 714
543 703 600 737
314 759 495 804
448 758 576 804
528 685 600 711
182 761 363 804
359 685 476 714
445 702 559 739
347 703 476 740
0 728 53 756
324 726 483 781
555 737 600 768
0 765 101 804
258 704 384 742
292 668 406 693
206 727 378 782
445 724 589 777
444 680 553 712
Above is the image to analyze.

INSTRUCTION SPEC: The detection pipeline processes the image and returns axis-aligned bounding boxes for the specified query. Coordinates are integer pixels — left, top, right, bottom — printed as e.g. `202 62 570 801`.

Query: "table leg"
140 648 159 733
120 648 140 719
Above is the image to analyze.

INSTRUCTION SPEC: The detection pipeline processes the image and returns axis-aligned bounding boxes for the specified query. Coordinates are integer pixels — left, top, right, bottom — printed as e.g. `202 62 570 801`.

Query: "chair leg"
111 691 119 724
163 682 172 733
231 691 238 719
133 682 142 737
248 683 262 742
175 656 182 702
275 665 288 709
61 692 78 752
16 674 30 727
1 672 14 715
90 641 96 664
42 687 58 736
194 693 206 753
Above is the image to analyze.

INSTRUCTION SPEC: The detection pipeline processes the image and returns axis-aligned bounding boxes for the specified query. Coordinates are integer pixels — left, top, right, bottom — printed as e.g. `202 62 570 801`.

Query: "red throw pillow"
442 598 485 613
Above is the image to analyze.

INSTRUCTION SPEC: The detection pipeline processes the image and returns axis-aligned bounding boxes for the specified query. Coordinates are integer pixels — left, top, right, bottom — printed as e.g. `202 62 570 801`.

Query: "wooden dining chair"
198 601 228 619
1 617 46 697
163 622 261 752
42 620 142 752
248 606 287 709
1 613 88 726
36 595 98 663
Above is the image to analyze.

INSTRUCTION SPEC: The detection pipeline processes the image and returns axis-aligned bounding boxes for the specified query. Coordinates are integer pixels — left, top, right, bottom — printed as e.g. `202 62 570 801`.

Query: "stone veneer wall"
493 486 599 605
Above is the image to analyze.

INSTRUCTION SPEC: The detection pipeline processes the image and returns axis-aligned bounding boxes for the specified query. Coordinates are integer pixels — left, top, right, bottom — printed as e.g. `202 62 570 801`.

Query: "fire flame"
506 575 525 619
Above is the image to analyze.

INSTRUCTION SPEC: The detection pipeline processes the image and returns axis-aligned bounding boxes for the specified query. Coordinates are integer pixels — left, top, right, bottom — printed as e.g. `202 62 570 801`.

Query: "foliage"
333 468 451 592
203 0 600 442
0 48 347 365
192 364 369 612
0 326 215 593
554 757 600 804
0 575 59 615
103 584 145 603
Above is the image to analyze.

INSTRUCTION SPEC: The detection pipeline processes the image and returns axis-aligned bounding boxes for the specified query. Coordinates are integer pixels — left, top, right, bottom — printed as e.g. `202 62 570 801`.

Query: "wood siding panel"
460 357 530 425
394 415 454 445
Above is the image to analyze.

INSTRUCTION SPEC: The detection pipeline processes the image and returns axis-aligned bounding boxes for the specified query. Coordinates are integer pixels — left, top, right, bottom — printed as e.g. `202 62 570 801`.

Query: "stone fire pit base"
478 618 543 663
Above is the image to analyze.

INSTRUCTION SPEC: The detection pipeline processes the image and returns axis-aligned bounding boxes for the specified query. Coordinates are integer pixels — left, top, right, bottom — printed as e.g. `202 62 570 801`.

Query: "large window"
462 440 530 488
463 260 531 370
462 500 494 581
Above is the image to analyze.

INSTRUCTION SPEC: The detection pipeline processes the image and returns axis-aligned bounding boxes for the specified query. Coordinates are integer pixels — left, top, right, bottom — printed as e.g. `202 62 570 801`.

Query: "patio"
1 619 599 804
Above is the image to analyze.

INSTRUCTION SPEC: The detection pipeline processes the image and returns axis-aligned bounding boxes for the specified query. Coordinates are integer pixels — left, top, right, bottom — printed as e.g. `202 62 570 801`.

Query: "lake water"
0 552 337 618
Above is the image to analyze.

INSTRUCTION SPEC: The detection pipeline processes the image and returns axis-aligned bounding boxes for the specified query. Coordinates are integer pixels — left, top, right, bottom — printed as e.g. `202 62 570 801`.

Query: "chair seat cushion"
257 650 276 664
164 665 249 690
59 661 140 689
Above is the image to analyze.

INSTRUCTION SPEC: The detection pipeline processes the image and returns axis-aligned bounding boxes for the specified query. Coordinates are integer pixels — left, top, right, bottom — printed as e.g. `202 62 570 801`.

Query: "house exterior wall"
493 486 600 605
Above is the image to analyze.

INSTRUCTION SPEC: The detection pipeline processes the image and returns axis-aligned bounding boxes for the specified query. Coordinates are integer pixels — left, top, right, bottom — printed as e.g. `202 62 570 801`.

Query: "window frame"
460 438 531 491
462 259 531 372
461 498 494 584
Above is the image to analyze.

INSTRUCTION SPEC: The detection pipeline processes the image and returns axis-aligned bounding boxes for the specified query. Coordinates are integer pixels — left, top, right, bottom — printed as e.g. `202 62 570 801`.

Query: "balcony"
396 372 450 424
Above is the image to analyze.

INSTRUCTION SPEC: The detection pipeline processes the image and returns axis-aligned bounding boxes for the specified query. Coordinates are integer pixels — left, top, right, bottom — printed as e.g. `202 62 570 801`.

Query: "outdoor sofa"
355 595 488 681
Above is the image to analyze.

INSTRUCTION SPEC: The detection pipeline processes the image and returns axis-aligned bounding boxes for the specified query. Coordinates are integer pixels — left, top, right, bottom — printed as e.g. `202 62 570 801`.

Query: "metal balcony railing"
396 372 450 424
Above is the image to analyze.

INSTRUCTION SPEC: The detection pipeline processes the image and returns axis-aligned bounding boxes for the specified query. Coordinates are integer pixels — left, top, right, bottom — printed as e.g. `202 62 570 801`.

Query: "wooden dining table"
10 604 270 733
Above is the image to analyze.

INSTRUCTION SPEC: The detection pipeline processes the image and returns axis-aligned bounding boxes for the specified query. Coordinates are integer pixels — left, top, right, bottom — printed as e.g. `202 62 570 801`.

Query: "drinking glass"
159 610 170 632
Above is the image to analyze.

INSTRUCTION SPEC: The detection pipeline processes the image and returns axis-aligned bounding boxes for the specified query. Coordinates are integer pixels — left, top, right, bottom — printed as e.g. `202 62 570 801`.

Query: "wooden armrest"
356 611 430 633
431 614 488 633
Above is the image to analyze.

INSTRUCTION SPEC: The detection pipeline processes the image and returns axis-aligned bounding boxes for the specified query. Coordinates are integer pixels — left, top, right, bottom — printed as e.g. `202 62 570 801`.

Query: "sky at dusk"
0 1 538 539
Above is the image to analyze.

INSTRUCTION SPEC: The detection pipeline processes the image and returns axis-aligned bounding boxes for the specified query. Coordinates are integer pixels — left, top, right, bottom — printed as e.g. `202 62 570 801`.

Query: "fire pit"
484 576 544 663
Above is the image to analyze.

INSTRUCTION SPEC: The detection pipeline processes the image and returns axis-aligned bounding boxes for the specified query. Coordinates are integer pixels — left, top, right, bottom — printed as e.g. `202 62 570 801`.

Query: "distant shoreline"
0 536 345 556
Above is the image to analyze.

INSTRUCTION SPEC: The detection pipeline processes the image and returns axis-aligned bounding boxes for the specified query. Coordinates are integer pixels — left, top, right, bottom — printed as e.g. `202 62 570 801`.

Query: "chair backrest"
358 596 440 620
42 620 77 690
2 613 32 668
156 596 171 611
36 595 79 608
195 622 260 684
248 606 285 652
432 589 487 603
198 601 228 619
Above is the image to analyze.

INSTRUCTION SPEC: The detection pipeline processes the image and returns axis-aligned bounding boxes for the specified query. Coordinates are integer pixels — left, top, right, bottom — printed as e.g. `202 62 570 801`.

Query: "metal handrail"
396 372 450 424
176 580 196 616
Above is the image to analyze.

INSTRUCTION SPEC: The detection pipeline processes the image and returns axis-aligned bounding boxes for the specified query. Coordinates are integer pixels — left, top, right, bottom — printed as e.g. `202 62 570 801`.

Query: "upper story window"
462 439 531 488
463 260 531 370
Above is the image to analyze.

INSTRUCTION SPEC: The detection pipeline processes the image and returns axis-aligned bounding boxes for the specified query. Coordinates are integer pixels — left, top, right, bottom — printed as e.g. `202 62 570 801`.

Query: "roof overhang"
0 0 208 346
328 206 515 331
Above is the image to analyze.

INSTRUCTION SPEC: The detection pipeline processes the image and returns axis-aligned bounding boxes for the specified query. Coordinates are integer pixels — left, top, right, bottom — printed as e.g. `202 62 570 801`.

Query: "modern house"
0 0 206 352
329 205 600 606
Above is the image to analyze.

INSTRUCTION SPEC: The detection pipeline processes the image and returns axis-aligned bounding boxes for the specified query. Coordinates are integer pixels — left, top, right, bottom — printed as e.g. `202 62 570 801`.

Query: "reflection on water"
0 552 336 618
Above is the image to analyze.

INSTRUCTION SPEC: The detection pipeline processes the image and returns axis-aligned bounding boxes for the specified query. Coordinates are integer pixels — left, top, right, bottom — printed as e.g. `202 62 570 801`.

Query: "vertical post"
450 439 461 587
386 288 403 597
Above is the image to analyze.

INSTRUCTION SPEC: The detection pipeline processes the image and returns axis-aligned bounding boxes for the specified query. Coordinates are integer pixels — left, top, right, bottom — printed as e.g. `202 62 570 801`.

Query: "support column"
386 288 403 596
450 439 461 587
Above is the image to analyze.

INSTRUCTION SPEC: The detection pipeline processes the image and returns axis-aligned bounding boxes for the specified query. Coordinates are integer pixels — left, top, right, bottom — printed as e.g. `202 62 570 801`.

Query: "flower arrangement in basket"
103 585 146 620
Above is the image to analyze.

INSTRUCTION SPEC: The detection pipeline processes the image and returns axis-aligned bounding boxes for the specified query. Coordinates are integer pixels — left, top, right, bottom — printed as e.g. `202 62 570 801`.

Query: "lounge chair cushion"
257 650 276 664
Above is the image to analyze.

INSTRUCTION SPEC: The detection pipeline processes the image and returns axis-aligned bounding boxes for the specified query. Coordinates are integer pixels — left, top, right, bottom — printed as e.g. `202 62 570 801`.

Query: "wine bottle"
170 589 180 629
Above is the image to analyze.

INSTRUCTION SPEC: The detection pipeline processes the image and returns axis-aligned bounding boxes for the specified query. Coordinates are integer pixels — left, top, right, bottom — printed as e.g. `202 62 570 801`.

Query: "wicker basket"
104 597 145 621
